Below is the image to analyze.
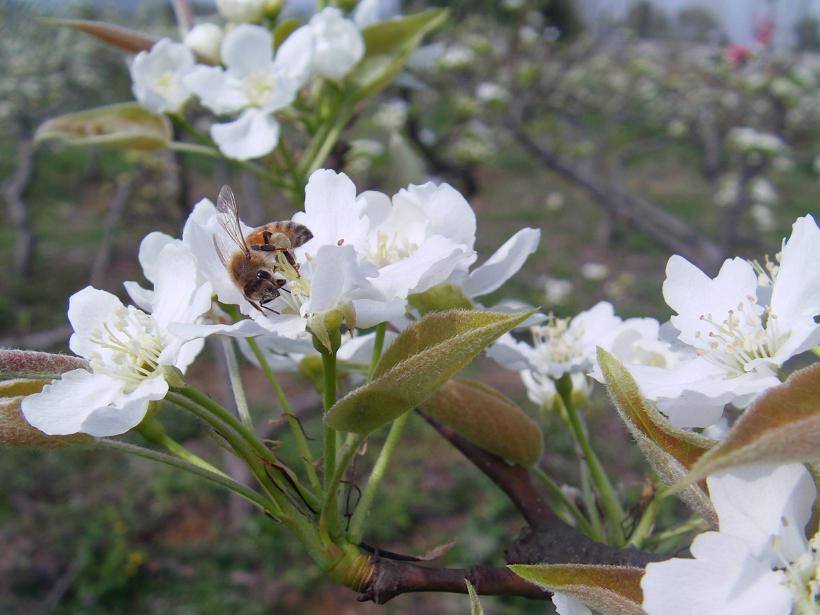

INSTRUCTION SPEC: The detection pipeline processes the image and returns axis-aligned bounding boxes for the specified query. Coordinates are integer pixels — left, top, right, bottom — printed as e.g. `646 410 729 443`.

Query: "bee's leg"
252 244 276 252
260 303 280 315
274 279 291 294
283 250 301 278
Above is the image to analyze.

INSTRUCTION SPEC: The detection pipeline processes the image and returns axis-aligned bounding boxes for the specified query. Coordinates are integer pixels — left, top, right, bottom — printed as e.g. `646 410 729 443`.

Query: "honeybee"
213 185 313 314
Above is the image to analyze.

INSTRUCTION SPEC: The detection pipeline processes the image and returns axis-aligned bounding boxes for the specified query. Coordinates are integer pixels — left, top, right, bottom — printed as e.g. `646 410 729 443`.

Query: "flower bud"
310 309 344 354
184 23 223 64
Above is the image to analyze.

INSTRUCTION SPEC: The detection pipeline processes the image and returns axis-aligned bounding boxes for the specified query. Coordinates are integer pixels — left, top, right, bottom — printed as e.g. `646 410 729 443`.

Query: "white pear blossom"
130 39 196 114
306 7 365 81
180 187 402 342
642 463 818 615
628 215 820 429
183 23 224 64
21 244 212 436
183 24 313 160
489 302 624 380
553 593 592 615
292 169 540 304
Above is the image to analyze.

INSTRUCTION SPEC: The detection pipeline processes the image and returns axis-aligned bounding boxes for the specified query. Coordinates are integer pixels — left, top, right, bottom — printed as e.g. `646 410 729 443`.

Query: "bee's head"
243 268 286 305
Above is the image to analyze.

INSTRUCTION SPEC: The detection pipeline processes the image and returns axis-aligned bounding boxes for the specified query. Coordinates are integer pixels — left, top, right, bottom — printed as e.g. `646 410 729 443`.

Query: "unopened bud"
0 349 87 380
184 23 223 63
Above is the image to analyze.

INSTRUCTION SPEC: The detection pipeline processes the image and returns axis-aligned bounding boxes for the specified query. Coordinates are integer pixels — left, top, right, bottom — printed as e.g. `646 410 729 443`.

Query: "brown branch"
358 558 547 604
421 413 662 568
2 137 38 277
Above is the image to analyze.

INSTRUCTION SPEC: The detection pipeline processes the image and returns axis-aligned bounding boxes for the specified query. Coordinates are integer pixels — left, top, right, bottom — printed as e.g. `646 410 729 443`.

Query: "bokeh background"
2 0 819 613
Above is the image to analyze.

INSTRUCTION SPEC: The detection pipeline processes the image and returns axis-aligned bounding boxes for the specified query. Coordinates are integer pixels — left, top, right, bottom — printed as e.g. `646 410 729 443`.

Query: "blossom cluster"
130 4 370 160
22 170 539 437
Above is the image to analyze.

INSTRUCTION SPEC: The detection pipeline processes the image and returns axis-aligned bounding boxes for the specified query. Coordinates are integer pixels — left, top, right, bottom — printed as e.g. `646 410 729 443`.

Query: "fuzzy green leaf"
679 363 820 488
35 103 172 151
423 380 543 466
597 348 718 525
347 9 448 102
509 564 646 615
325 309 532 433
45 18 157 54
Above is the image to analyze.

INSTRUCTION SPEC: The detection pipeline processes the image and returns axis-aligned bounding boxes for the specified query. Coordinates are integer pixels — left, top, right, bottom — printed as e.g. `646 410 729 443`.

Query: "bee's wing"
212 234 230 268
216 185 249 255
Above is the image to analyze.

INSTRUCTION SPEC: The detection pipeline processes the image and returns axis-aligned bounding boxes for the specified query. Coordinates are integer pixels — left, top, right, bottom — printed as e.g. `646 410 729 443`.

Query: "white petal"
351 298 406 329
21 369 123 435
642 532 791 615
123 281 154 312
309 7 365 80
707 463 815 564
394 182 476 249
273 25 314 87
552 592 592 615
138 232 178 284
169 317 271 342
464 228 540 297
486 333 536 371
337 330 397 363
293 170 369 256
175 339 205 373
183 65 248 114
67 287 124 359
151 243 208 327
663 256 760 349
130 39 194 113
771 215 820 322
372 236 468 299
304 245 369 314
211 108 281 160
222 24 274 77
80 376 168 437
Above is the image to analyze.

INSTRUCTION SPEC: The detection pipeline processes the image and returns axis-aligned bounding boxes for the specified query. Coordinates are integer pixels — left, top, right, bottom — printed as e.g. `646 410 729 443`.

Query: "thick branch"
2 137 38 276
358 558 546 604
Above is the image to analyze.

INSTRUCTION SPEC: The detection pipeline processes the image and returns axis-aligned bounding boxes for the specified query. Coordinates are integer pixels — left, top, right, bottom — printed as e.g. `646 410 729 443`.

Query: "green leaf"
407 283 473 315
35 103 172 150
347 9 448 102
422 380 544 466
44 18 157 54
509 563 646 615
465 579 484 615
325 309 533 433
597 348 718 526
678 363 820 488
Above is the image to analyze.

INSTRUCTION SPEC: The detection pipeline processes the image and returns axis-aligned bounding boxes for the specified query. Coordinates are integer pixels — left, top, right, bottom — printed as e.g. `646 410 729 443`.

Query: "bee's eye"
256 270 270 280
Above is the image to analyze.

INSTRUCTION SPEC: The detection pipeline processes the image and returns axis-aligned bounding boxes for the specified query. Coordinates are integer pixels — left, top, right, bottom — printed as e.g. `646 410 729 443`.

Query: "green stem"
278 139 305 207
166 391 290 518
95 438 274 513
557 376 625 545
168 141 220 158
367 323 387 382
221 337 253 431
246 337 322 494
137 416 226 477
627 493 660 548
322 351 338 491
305 108 351 176
320 433 366 542
531 466 598 540
346 411 409 544
643 517 709 550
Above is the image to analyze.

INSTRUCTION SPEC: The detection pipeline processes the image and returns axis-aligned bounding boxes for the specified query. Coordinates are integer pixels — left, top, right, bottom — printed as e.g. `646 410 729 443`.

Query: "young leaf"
508 564 647 615
44 18 157 54
0 397 90 448
597 348 718 525
0 349 87 380
465 579 485 615
422 379 544 467
597 348 714 468
347 9 448 102
325 309 533 433
679 363 820 487
35 103 172 150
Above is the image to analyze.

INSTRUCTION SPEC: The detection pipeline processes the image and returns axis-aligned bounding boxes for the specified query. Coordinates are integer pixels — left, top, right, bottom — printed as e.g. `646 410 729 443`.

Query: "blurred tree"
625 1 670 39
676 7 723 43
795 15 820 51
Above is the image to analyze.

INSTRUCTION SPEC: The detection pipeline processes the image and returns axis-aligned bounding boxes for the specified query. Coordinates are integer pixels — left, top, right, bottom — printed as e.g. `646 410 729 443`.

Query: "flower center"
87 305 166 391
785 531 820 613
370 230 419 268
156 71 178 97
531 316 584 366
242 71 276 107
695 297 788 375
270 253 311 316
